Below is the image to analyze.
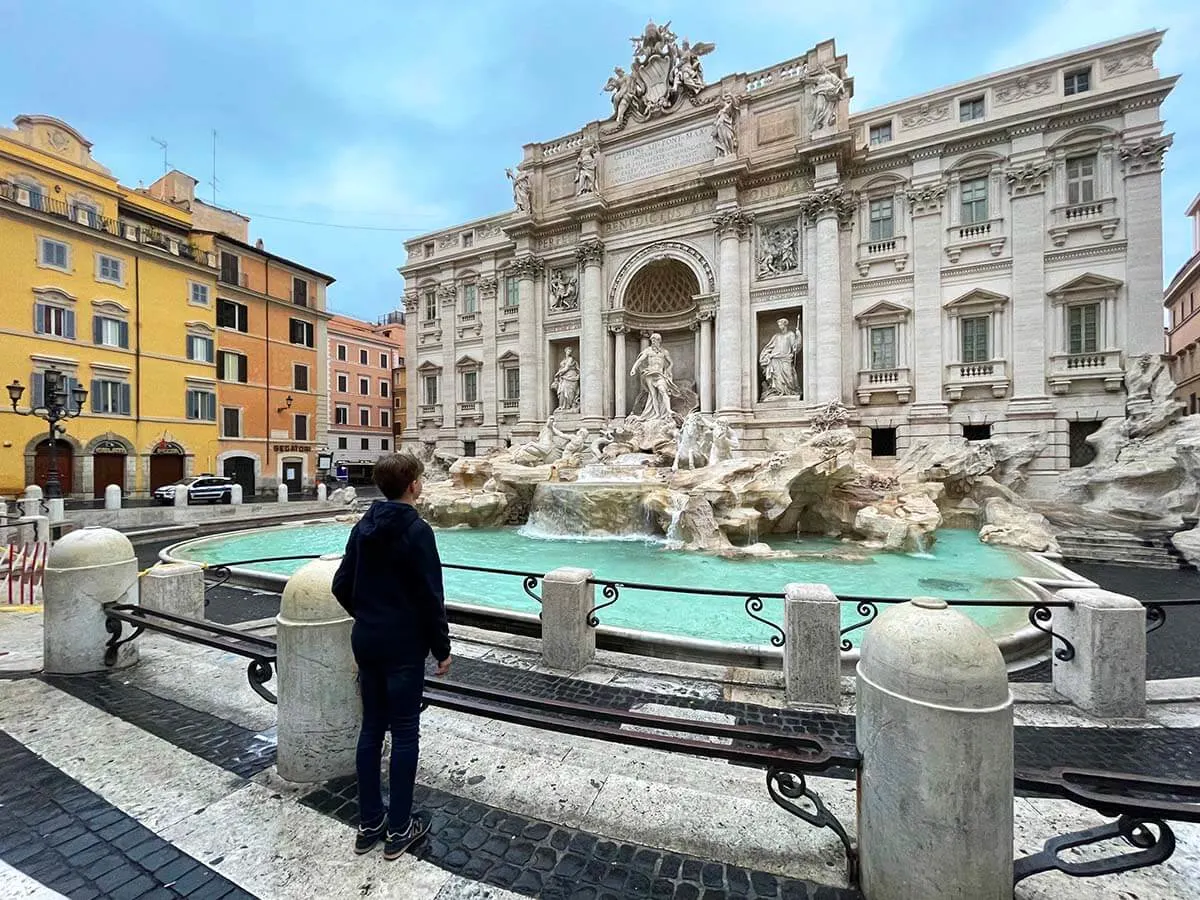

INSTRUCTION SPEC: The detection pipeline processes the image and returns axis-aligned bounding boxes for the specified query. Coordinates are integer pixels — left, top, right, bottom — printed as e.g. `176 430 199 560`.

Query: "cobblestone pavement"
0 730 256 899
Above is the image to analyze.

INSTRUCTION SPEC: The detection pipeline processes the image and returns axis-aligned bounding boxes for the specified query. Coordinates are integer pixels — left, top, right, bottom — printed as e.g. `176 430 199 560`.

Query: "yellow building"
0 115 220 498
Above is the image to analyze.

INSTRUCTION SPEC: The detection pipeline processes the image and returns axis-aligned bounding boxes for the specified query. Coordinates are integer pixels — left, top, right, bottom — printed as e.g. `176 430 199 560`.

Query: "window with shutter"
360 407 370 426
1068 304 1100 354
31 372 44 408
869 326 897 370
960 316 989 363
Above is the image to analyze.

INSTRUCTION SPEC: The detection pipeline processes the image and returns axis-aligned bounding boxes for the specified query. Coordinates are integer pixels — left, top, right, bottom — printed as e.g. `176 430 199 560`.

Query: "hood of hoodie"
355 500 421 545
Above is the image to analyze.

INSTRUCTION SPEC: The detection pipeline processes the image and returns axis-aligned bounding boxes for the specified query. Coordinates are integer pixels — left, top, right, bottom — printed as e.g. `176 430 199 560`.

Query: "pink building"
1166 194 1200 413
327 315 404 482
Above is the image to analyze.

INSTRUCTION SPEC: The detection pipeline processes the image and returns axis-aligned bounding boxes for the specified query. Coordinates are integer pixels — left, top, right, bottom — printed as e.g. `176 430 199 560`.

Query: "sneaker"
383 814 431 860
354 815 387 854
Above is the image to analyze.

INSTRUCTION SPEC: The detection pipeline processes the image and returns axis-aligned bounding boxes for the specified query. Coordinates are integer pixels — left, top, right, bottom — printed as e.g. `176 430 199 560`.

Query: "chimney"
255 238 264 250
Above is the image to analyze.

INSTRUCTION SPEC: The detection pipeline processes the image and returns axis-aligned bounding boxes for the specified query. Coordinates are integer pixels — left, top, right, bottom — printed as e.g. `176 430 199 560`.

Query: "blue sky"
4 0 1197 320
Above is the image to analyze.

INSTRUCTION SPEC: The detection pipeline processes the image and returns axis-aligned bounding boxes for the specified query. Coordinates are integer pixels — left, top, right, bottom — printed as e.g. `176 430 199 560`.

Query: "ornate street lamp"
8 367 87 499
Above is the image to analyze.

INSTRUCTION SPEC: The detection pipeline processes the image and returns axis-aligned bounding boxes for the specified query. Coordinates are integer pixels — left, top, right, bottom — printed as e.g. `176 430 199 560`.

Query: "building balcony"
944 359 1010 401
457 311 482 339
1048 350 1124 395
1048 198 1119 248
944 218 1006 263
500 398 520 411
498 305 520 333
856 367 912 405
855 234 908 277
456 400 483 424
417 403 442 425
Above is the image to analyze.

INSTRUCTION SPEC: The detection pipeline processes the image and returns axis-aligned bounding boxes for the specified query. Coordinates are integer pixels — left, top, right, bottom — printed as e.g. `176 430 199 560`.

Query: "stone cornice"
1045 241 1128 264
940 259 1013 279
850 273 914 291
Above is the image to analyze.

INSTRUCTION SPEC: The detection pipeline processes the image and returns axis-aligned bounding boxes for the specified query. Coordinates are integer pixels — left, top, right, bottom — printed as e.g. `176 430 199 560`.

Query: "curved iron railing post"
744 595 785 647
1028 604 1076 662
766 768 857 884
103 611 144 667
1144 604 1166 634
586 582 619 628
246 658 277 704
839 600 879 651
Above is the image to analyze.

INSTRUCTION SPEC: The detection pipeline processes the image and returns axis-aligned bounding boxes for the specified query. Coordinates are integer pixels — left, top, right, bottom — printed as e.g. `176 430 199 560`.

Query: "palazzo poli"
400 25 1175 494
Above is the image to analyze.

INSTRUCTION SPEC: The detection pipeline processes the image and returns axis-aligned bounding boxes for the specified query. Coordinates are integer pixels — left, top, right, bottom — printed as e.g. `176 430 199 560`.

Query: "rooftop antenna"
150 136 169 174
207 129 219 204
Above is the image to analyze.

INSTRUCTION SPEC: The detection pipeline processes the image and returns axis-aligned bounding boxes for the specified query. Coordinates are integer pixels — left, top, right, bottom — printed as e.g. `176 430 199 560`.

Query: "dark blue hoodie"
331 500 451 666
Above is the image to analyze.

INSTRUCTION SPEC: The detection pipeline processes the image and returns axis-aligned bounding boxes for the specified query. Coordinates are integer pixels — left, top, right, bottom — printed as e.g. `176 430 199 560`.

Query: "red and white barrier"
3 541 48 605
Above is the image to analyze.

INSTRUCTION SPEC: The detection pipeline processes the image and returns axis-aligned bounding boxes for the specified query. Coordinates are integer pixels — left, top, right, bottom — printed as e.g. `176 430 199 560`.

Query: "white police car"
154 475 235 505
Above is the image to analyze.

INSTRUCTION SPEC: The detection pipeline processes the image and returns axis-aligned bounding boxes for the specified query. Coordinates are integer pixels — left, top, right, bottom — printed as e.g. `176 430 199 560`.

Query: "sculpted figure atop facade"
604 20 715 129
711 94 738 157
759 317 802 400
506 167 531 212
575 141 599 195
804 63 846 132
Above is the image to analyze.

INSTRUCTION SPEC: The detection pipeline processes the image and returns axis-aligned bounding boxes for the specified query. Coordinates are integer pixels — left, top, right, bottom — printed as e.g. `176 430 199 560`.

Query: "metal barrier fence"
3 541 49 605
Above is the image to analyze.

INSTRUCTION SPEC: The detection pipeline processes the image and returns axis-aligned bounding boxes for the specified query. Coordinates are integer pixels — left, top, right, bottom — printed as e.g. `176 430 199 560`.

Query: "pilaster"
1120 135 1172 355
1005 158 1051 400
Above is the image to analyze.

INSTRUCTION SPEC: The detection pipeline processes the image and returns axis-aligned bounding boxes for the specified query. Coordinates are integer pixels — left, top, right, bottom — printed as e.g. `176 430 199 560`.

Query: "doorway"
282 459 303 496
149 451 185 491
92 452 127 498
34 439 74 494
222 456 256 497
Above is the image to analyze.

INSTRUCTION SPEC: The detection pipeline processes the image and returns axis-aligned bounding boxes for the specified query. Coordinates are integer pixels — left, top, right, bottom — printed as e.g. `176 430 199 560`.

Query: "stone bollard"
173 483 188 507
1052 588 1147 718
141 562 205 620
46 498 65 524
783 583 841 708
277 484 288 503
857 598 1013 899
104 484 122 511
230 483 243 505
276 554 359 782
541 567 595 671
43 526 139 674
20 485 42 519
317 483 327 502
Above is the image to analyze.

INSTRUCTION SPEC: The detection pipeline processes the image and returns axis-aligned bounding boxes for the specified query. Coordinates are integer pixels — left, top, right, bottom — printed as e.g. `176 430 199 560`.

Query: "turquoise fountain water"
172 521 1044 646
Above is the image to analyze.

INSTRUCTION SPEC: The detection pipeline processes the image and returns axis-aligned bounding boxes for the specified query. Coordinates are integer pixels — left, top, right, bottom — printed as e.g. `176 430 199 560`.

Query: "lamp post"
7 367 88 499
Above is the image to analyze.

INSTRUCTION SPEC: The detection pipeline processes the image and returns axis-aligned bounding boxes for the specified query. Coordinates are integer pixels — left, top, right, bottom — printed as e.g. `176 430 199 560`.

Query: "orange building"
1166 193 1200 413
327 314 404 482
184 221 335 496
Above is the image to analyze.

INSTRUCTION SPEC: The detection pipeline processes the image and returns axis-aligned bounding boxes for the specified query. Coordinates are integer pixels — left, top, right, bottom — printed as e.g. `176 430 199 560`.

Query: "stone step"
1057 538 1179 554
1058 547 1190 569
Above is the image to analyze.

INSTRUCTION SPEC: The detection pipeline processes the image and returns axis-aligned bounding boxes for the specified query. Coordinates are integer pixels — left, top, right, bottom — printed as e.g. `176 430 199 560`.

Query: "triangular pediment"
944 288 1008 309
496 350 520 364
455 354 482 369
1049 272 1123 297
416 360 442 373
855 300 910 321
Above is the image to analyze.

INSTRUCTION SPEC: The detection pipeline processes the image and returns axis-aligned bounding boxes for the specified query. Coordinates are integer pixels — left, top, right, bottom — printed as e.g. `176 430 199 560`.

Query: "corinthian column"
576 239 605 425
714 208 753 415
800 186 853 404
511 255 543 429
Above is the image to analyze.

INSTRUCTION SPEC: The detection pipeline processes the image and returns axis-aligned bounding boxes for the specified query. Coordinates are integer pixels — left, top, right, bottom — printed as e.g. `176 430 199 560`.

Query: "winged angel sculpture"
603 21 714 128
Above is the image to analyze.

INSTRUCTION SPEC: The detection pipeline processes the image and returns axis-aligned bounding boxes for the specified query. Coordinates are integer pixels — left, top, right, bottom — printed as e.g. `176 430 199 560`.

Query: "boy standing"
332 453 451 859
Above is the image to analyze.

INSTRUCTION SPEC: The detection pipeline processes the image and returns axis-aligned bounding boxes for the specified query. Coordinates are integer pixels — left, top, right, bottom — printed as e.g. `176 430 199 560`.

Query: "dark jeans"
356 660 424 831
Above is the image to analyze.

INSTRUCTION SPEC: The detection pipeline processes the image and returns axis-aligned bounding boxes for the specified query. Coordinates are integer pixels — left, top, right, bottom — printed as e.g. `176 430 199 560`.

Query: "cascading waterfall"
664 491 689 544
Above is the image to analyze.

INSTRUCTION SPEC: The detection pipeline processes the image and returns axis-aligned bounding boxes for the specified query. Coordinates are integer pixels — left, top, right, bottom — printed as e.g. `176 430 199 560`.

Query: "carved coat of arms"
603 20 715 130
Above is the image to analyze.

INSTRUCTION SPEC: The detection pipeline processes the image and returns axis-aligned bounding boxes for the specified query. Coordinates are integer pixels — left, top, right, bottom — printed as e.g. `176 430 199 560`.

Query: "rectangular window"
35 304 75 339
337 437 348 449
959 96 985 122
31 371 81 409
294 414 309 441
186 388 217 421
1068 303 1100 354
868 198 894 241
960 177 989 225
870 427 897 458
187 334 215 363
1064 68 1090 96
288 318 314 347
360 407 370 427
504 367 520 400
960 316 990 363
93 316 129 349
381 438 390 451
463 440 477 458
380 380 389 398
423 291 437 321
71 202 98 227
462 371 478 403
91 380 131 416
381 410 390 428
358 348 368 365
962 424 992 442
423 374 439 405
220 251 240 285
39 238 68 269
97 254 123 284
463 284 478 314
1065 155 1097 205
335 405 349 425
361 437 370 450
293 364 309 391
24 185 45 211
869 326 897 370
189 282 210 306
462 232 474 249
292 276 308 306
423 242 435 258
504 277 519 310
359 377 369 395
216 299 248 331
336 373 348 392
380 352 389 369
217 351 247 382
337 344 347 361
869 122 892 145
222 407 241 438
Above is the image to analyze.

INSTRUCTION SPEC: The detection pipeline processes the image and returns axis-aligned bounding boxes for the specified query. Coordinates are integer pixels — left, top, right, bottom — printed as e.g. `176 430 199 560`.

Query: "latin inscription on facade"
602 199 715 236
605 126 715 187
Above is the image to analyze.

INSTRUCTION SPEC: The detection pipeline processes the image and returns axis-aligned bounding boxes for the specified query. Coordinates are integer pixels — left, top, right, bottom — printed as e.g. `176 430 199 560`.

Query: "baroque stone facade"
400 28 1175 493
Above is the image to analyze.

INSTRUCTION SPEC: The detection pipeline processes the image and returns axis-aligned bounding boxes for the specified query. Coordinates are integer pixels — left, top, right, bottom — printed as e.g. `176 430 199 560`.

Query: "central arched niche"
619 258 702 417
623 259 701 320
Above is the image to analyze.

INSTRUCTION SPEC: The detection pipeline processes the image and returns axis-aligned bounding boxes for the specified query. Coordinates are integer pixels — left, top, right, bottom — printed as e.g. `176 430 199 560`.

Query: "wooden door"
149 454 184 492
92 453 126 498
34 440 74 494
